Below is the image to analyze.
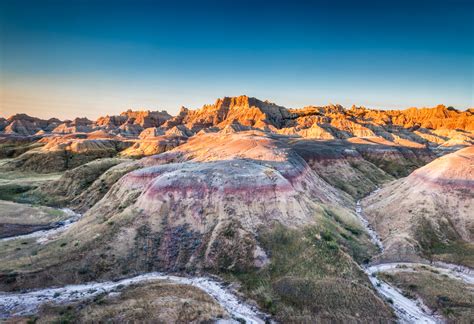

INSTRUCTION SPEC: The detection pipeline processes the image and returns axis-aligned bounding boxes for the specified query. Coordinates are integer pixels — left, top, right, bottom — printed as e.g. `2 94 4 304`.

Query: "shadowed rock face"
363 146 474 266
3 114 61 136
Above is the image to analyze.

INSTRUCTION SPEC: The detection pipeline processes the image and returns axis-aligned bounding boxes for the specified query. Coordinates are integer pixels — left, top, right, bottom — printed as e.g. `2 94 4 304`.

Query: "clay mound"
277 124 335 139
53 131 353 275
0 134 44 158
289 139 393 198
363 146 474 266
120 135 187 157
165 125 194 137
409 146 474 187
33 158 128 207
0 136 133 173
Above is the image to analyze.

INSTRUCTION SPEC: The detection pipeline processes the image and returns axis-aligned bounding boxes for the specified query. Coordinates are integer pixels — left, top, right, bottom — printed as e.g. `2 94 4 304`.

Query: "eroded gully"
356 195 473 324
0 207 269 323
1 196 472 323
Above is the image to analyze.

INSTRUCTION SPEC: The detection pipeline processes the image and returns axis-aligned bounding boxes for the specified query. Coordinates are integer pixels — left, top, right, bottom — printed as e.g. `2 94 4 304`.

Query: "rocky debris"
363 146 474 265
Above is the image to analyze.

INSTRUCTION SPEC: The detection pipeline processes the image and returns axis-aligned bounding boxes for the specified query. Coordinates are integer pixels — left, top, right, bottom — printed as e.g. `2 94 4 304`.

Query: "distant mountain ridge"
1 95 473 150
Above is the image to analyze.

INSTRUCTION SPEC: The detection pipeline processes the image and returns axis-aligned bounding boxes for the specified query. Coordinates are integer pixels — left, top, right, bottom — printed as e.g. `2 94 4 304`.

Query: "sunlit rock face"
120 136 187 157
163 95 291 132
1 97 472 154
0 132 133 172
94 110 172 136
52 118 94 134
363 146 474 265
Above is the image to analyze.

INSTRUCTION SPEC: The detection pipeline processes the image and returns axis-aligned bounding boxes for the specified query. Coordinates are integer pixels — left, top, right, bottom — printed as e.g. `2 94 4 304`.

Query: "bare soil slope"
363 146 474 266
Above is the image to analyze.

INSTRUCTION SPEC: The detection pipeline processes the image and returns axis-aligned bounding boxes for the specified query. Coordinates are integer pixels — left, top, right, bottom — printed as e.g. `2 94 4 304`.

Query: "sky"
0 0 473 119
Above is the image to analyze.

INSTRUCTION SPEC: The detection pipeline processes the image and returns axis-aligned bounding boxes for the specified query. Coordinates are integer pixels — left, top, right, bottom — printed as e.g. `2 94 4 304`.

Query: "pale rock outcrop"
139 127 165 139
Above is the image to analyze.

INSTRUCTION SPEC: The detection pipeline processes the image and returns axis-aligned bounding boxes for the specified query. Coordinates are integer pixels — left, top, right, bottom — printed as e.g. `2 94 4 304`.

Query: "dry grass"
0 200 68 225
224 223 394 322
20 281 228 323
379 269 474 323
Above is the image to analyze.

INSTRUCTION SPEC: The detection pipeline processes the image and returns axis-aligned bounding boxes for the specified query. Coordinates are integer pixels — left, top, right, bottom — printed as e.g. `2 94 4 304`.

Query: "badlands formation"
363 146 474 267
0 96 473 322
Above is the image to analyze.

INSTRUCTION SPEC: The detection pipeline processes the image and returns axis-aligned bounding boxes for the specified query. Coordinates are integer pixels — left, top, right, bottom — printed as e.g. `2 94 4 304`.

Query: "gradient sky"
1 0 473 119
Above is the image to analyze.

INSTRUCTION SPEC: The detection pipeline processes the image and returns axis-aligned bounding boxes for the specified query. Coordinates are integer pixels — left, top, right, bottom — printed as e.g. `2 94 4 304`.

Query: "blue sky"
1 0 473 119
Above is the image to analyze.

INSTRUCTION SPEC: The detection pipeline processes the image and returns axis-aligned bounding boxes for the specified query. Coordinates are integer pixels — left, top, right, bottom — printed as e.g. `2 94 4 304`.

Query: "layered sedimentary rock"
120 135 187 157
0 133 133 172
22 132 353 278
95 110 171 136
53 118 94 134
163 96 290 132
0 134 44 158
363 146 474 266
2 96 472 153
289 139 394 197
3 114 61 136
1 95 472 191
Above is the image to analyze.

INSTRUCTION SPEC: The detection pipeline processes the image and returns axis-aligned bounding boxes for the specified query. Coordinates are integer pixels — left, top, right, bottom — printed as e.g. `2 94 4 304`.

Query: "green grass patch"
222 224 392 322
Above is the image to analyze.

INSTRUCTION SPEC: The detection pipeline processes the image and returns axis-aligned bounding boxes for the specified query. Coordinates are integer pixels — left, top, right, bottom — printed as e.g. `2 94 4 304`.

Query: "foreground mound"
363 146 474 266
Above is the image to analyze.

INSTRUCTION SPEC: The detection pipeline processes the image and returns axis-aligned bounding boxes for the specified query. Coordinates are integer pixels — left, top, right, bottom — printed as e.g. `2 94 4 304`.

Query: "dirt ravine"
0 208 82 243
0 208 270 323
357 191 473 323
0 272 268 323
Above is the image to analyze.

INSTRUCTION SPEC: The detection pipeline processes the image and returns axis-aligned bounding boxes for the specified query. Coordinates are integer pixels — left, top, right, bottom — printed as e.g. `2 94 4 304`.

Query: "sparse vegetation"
24 281 227 323
224 224 393 322
379 269 474 322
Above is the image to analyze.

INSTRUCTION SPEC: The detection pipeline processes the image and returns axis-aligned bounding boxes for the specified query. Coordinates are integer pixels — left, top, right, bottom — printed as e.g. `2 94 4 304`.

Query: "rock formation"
363 146 474 266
